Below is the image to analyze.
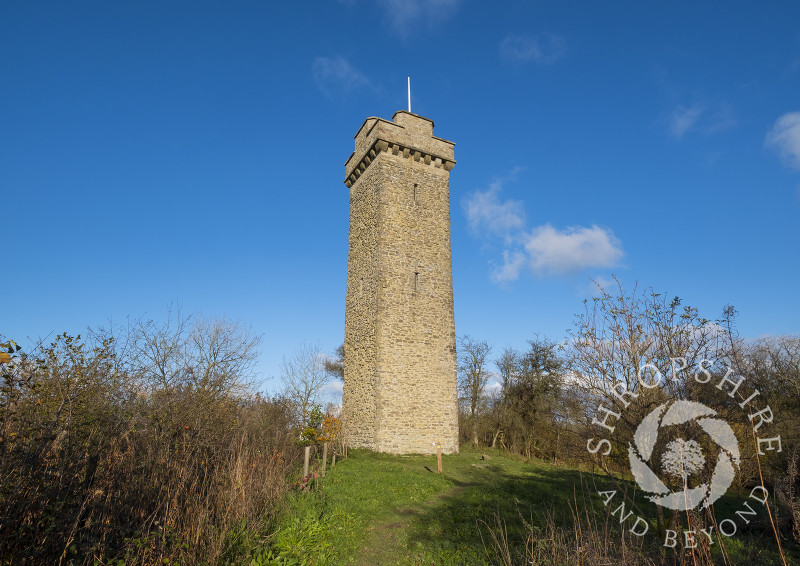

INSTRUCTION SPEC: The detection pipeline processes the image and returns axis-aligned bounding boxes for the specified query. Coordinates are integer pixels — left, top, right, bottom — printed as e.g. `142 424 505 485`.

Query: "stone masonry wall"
341 160 380 448
342 111 458 455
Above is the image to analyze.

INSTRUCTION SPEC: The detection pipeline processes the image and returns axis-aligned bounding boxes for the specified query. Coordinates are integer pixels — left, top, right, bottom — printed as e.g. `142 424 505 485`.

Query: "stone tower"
342 111 459 454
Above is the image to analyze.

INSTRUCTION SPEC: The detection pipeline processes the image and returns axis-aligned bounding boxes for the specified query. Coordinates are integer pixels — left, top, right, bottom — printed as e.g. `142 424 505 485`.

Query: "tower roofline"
344 111 455 187
391 110 433 125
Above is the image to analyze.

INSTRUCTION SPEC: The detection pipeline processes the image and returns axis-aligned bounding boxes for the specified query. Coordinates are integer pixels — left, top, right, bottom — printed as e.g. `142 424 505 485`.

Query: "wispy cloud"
312 56 372 98
668 103 736 138
492 250 527 283
500 33 567 65
669 104 704 137
464 172 624 283
464 168 525 237
766 111 800 170
705 104 737 134
376 0 463 38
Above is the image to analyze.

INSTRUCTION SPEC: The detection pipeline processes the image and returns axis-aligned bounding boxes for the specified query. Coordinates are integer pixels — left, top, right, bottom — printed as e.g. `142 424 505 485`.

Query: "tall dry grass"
481 497 663 566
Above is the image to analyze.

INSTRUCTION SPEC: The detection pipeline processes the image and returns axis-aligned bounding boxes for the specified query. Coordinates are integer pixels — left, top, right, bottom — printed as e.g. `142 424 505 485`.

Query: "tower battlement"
341 110 459 455
344 112 456 188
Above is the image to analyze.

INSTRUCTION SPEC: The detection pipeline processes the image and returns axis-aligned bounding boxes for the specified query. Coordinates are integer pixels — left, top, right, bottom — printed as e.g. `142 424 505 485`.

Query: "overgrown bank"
0 322 301 565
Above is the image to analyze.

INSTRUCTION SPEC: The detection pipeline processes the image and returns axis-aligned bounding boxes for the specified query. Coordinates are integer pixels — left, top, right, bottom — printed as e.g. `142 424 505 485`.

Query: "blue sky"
4 1 800 397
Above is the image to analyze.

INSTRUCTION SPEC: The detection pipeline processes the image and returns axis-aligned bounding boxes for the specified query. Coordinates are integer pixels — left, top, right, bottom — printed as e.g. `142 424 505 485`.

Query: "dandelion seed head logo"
628 400 741 511
661 438 705 478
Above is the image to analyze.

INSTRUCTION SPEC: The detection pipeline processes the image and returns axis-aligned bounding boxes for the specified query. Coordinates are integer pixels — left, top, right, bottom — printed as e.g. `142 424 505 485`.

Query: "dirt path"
353 485 472 565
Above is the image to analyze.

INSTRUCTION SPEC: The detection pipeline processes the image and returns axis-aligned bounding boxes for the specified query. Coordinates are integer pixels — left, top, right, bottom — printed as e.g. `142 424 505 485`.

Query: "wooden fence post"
303 445 311 477
437 443 442 474
322 442 328 477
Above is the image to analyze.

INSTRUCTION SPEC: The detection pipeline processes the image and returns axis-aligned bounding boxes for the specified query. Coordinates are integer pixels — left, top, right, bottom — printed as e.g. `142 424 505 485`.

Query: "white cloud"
500 33 567 65
766 111 800 170
463 170 526 236
492 225 623 282
491 250 527 283
312 56 371 98
669 104 704 137
484 380 503 396
467 171 624 283
323 380 343 395
521 224 623 275
376 0 462 38
322 380 343 405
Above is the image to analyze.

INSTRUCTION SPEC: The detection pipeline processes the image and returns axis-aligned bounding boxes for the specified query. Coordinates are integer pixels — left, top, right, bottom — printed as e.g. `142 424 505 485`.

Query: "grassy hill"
249 447 797 565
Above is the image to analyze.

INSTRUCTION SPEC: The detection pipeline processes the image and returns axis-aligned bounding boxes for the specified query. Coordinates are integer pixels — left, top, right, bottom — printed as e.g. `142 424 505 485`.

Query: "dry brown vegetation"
482 503 661 566
0 316 301 565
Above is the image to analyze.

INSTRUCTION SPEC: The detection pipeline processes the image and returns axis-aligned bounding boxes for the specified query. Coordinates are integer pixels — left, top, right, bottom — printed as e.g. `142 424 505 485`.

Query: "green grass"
249 447 798 566
250 447 616 565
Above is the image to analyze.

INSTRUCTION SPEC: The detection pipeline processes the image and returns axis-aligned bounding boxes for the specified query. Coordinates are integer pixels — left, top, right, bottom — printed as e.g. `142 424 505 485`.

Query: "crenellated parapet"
344 111 456 188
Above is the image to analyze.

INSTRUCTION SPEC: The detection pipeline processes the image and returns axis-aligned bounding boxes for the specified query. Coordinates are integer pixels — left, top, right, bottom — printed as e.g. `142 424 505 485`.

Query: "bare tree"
280 342 329 427
570 277 723 413
125 307 260 397
458 335 492 448
129 307 192 391
186 316 260 396
568 276 724 537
